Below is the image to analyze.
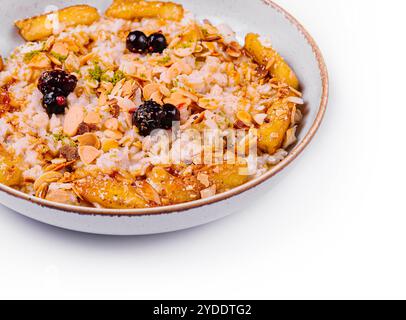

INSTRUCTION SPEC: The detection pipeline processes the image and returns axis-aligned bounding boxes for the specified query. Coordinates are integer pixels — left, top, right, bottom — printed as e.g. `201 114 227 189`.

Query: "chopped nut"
226 41 242 58
77 122 91 135
109 104 120 118
59 146 79 162
78 146 101 165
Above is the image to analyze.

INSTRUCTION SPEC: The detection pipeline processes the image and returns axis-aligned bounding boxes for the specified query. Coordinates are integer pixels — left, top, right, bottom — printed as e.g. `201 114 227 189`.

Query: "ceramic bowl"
0 0 328 235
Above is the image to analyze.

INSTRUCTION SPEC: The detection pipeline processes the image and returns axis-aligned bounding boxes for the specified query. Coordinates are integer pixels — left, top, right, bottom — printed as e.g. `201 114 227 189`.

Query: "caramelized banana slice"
15 5 100 41
147 164 249 204
0 146 22 187
73 174 150 209
258 100 294 155
147 167 201 204
244 33 299 89
106 0 184 21
200 165 249 193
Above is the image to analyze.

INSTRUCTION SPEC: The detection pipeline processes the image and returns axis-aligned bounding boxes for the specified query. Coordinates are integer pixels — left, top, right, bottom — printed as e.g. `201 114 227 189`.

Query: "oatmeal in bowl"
0 0 304 210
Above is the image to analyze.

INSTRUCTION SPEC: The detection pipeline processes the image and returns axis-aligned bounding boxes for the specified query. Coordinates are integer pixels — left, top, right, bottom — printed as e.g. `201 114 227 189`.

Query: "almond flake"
63 105 84 137
200 185 217 199
78 146 101 165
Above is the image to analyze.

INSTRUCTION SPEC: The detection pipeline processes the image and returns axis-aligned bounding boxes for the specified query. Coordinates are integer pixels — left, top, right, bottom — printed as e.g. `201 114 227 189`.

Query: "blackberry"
132 100 165 136
148 33 168 53
126 31 149 53
161 104 180 129
38 70 78 96
42 90 68 115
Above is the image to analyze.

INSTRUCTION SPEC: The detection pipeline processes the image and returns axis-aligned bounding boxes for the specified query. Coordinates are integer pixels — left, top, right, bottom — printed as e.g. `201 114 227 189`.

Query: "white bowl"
0 0 328 235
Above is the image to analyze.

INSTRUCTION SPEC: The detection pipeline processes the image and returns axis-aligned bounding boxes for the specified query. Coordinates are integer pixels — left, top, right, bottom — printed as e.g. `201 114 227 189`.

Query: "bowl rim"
0 0 329 217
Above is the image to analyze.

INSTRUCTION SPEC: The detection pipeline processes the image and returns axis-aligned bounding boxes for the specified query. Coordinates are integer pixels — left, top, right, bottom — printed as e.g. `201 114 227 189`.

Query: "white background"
0 0 404 299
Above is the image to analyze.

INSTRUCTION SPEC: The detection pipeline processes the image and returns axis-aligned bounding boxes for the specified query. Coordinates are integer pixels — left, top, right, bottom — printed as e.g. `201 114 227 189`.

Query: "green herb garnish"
50 52 67 63
88 62 104 82
158 56 171 65
110 70 125 85
89 62 126 85
23 50 42 63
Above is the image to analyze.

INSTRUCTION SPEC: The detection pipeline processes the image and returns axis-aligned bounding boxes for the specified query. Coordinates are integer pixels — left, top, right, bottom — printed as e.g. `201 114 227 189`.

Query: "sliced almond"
159 85 171 97
64 53 80 73
143 83 160 100
104 118 119 131
283 126 297 149
44 160 75 172
174 25 199 57
77 133 101 149
104 129 123 140
84 111 101 124
35 183 49 199
34 171 63 191
28 53 51 69
47 53 63 66
46 189 76 205
110 78 126 96
51 42 69 57
253 113 268 125
174 88 199 102
198 98 218 111
150 91 163 104
200 185 216 199
63 105 84 137
78 146 102 165
171 61 193 75
43 36 56 51
79 52 96 66
121 80 138 98
197 173 210 188
164 93 192 108
116 97 136 112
